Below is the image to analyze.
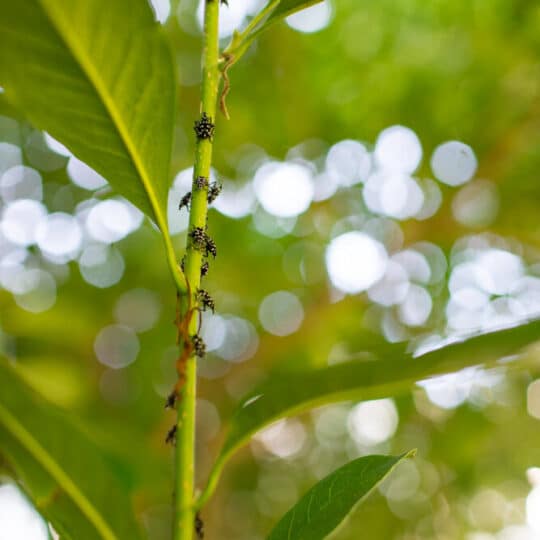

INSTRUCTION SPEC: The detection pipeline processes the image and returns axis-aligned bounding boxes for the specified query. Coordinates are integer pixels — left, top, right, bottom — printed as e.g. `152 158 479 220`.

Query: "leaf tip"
404 448 417 459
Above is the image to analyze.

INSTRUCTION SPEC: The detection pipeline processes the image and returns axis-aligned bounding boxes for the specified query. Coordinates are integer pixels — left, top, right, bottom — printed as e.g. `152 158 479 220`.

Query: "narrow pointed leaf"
0 359 143 540
268 0 325 22
268 452 415 540
237 0 324 51
201 319 540 506
0 1 185 289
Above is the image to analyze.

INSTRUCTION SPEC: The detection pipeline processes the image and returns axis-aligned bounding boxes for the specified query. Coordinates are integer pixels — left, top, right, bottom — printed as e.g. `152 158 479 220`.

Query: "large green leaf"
267 452 414 540
0 359 143 540
198 319 540 507
0 0 185 291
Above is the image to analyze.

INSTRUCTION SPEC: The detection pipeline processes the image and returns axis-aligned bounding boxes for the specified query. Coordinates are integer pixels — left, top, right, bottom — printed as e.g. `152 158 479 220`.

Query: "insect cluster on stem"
178 179 222 213
168 106 223 423
188 226 218 259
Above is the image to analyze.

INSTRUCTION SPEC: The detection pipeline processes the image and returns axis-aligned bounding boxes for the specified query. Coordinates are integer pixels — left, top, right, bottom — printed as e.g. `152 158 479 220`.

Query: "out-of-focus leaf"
0 359 143 540
0 0 185 291
199 319 540 507
0 92 23 120
267 452 415 540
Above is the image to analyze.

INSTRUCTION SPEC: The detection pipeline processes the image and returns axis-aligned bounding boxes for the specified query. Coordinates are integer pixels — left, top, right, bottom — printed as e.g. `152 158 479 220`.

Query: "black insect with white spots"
191 335 206 358
205 236 217 258
179 192 191 211
200 261 209 278
189 226 207 251
195 176 208 190
197 289 215 313
194 112 215 141
207 181 222 204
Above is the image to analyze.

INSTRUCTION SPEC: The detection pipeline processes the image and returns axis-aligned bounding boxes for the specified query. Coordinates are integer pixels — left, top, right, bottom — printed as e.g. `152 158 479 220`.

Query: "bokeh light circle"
431 141 477 186
374 125 422 173
254 162 314 218
326 232 388 293
258 291 304 336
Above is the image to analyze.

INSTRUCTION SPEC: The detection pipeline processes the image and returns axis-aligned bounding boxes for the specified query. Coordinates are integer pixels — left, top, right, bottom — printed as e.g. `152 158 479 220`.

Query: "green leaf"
267 0 325 22
199 318 540 507
267 452 415 540
0 359 143 540
0 92 23 120
0 1 185 291
223 0 325 66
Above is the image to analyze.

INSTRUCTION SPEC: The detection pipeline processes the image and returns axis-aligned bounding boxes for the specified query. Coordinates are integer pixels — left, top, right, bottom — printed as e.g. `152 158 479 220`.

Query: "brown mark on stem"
219 53 234 120
167 282 197 410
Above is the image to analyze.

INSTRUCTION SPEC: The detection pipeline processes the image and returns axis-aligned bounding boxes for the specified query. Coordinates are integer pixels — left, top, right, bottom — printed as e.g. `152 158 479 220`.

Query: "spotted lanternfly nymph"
179 192 191 211
191 335 206 358
165 425 177 445
197 289 215 313
200 261 209 278
195 176 209 190
205 236 217 258
189 226 207 251
195 513 204 539
165 391 177 409
194 112 215 141
180 255 186 273
207 181 222 204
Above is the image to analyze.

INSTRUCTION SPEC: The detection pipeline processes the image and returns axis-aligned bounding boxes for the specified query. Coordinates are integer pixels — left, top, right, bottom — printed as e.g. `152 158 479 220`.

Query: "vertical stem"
173 1 220 540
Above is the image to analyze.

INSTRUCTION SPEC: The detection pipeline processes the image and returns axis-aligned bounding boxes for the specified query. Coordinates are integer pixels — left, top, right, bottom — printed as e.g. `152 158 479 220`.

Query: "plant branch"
218 0 278 73
173 1 220 539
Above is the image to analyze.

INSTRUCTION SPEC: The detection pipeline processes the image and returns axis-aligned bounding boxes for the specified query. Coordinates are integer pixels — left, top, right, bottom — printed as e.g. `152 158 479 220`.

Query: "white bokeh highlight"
348 399 399 446
67 157 108 190
326 231 388 293
0 485 48 540
258 291 304 336
286 1 333 33
254 162 314 218
431 141 477 186
1 200 46 246
325 139 371 187
374 125 422 174
94 324 140 369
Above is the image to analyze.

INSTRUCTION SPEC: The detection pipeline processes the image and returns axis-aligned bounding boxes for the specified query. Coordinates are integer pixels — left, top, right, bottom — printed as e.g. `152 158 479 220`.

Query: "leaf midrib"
0 402 117 540
35 0 167 233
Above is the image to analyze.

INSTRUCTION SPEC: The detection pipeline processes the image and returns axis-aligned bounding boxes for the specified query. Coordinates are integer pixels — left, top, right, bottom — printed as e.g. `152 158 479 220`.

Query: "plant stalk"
173 1 220 539
219 0 278 70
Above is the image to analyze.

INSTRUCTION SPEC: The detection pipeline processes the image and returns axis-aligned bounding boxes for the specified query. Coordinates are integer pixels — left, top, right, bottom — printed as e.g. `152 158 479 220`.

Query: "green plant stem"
173 1 220 539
